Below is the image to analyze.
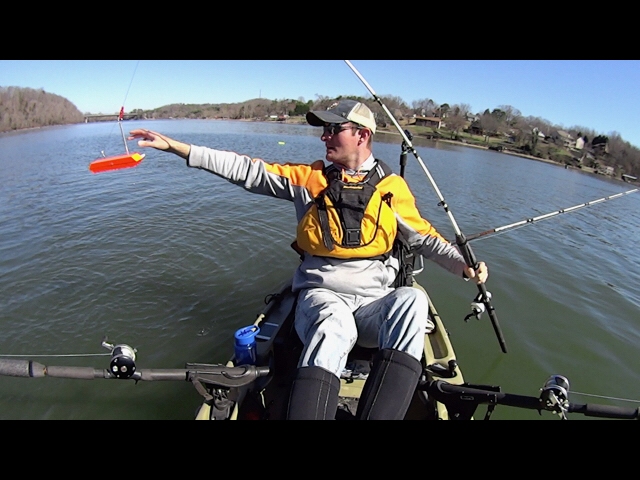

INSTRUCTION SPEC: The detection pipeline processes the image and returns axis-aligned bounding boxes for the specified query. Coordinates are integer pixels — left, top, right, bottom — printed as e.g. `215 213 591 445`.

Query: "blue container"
234 325 261 365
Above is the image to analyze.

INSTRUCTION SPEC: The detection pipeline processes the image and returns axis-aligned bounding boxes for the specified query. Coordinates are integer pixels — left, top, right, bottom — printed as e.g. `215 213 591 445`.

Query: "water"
1 119 638 420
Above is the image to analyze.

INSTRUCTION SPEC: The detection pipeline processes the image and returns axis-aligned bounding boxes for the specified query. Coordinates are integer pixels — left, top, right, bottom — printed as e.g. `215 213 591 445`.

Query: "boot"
356 348 422 420
286 366 340 420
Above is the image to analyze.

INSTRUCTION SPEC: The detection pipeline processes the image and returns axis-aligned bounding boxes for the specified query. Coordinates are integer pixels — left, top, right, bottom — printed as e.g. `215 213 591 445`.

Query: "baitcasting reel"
102 338 137 379
540 374 570 419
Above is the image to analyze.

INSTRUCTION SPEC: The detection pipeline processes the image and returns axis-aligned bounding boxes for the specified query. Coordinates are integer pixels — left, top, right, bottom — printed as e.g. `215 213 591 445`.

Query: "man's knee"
380 287 430 357
393 286 429 309
294 289 358 375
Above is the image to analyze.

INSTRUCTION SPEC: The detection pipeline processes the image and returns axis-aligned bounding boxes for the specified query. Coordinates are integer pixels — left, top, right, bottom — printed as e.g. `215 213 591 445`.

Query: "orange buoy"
89 152 145 173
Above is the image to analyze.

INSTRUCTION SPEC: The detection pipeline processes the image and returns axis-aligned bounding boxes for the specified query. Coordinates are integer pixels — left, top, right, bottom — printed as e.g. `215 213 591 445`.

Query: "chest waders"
287 159 421 420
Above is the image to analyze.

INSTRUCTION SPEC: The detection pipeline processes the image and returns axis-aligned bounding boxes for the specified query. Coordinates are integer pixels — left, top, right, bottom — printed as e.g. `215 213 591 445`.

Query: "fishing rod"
467 188 639 242
344 60 507 354
423 375 640 420
0 339 269 392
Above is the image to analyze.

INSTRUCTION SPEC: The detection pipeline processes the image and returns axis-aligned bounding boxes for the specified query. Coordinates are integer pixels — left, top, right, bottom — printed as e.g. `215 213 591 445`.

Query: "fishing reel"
464 291 492 322
539 375 570 419
102 338 137 379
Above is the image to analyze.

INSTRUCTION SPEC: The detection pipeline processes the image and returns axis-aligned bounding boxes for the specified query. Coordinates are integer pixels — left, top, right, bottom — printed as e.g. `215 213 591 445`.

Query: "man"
129 99 487 420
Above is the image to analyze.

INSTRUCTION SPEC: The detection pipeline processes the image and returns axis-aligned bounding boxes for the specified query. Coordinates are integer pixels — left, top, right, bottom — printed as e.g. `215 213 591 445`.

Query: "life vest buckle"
345 228 361 245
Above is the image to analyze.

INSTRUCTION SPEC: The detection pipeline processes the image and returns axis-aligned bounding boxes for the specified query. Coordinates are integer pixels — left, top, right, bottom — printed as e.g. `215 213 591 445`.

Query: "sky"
2 60 639 148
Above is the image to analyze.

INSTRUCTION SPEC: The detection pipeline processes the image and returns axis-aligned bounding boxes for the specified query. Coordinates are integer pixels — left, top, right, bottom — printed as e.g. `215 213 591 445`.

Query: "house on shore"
554 130 574 148
413 116 443 129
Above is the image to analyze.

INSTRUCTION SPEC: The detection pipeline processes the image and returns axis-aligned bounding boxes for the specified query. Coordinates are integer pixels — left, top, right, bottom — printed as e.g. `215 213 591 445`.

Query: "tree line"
0 86 84 132
333 94 640 179
2 86 639 179
139 94 640 178
134 97 313 121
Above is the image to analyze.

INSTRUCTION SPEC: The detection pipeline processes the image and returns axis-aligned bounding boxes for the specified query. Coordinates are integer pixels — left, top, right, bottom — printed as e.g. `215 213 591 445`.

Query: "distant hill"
138 97 312 120
0 86 84 133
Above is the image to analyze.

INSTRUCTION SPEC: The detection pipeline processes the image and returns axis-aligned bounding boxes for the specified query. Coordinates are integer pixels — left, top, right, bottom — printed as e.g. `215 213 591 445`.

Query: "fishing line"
100 60 141 157
0 353 110 358
120 60 140 109
571 390 640 404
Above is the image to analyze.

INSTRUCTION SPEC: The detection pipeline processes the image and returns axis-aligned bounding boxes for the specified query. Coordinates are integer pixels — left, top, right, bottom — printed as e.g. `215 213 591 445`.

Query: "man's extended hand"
128 129 191 159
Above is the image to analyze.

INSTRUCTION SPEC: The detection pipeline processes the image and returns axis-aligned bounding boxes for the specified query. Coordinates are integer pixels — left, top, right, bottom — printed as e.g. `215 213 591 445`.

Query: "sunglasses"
322 124 362 136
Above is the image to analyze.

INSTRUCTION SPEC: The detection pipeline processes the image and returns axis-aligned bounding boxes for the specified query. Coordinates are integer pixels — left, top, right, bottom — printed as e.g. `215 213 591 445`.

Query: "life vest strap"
315 196 335 251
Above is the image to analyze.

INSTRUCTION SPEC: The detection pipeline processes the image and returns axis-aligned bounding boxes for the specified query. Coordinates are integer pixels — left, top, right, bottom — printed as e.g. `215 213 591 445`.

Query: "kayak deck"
195 279 466 420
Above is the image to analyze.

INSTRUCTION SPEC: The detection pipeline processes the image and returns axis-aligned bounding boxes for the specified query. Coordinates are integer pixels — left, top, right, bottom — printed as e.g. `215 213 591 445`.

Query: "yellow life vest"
296 160 397 259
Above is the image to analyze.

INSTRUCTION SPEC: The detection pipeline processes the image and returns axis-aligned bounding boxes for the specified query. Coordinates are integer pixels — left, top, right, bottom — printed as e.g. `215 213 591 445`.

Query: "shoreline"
372 127 638 184
373 126 558 164
3 118 635 186
262 117 573 169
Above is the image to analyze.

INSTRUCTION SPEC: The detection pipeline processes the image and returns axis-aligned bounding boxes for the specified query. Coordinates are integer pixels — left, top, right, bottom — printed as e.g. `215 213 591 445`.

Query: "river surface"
1 119 638 420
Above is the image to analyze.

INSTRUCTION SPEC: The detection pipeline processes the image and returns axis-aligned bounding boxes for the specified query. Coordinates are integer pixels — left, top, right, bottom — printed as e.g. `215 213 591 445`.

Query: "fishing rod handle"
481 282 508 353
0 359 46 378
0 359 106 379
456 233 479 270
568 402 640 420
40 364 188 381
456 233 508 353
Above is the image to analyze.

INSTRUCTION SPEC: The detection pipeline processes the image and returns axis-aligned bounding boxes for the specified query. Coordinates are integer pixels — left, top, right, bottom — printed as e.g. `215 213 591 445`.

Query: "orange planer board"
89 152 145 173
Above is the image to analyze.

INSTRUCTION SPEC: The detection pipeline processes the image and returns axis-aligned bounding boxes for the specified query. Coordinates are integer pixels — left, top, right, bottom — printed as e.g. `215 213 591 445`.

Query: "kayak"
194 275 466 420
